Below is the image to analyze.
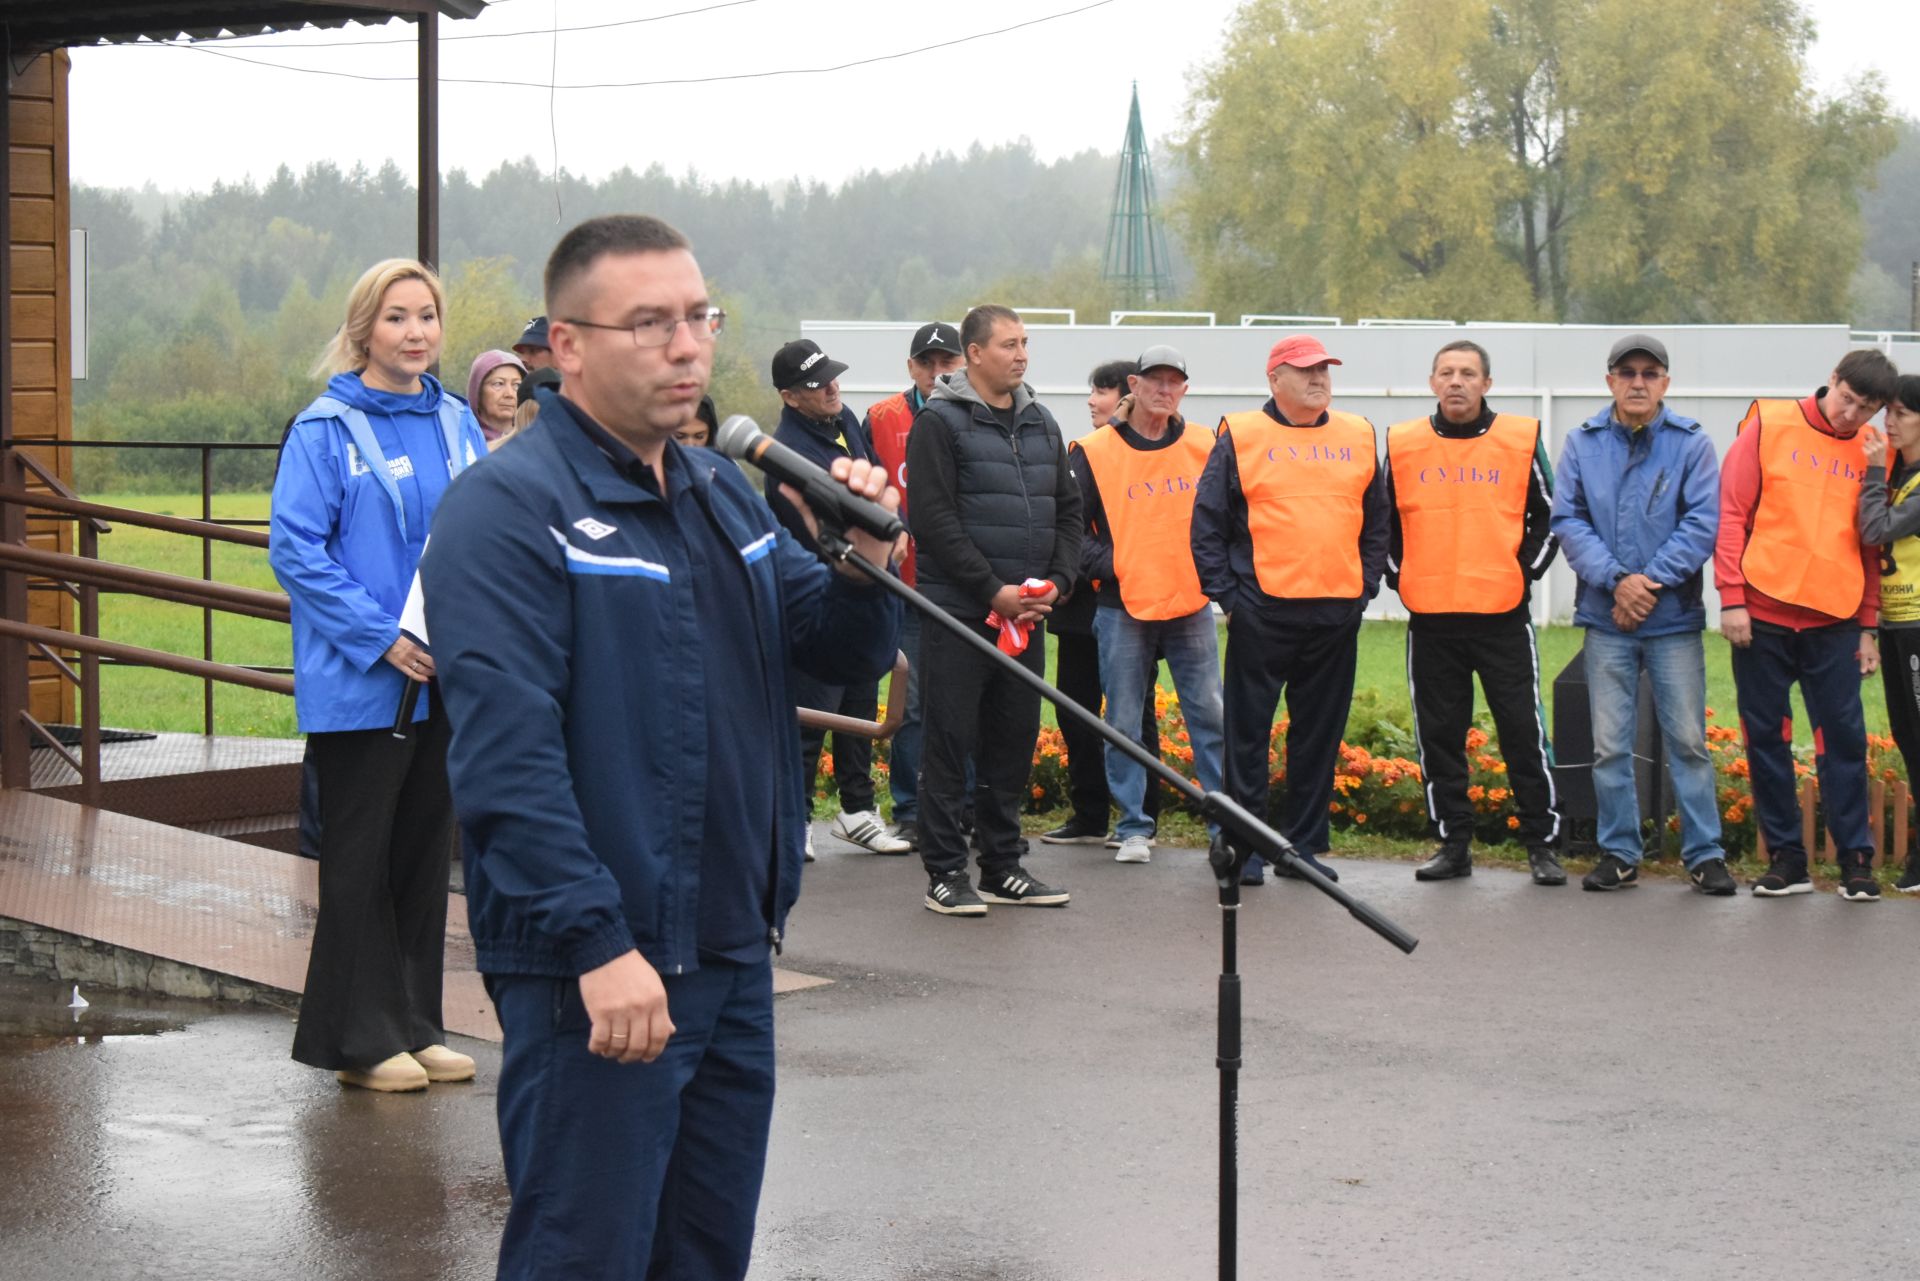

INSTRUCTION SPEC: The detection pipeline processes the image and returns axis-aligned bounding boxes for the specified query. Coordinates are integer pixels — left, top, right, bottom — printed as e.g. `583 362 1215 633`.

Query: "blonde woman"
269 258 489 1092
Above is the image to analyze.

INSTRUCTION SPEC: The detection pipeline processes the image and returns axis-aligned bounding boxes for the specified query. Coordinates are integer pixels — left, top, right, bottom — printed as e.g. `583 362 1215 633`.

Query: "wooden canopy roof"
1 1 485 56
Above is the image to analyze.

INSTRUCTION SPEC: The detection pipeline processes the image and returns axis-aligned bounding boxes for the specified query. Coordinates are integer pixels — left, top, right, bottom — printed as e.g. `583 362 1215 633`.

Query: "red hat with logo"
1266 334 1342 374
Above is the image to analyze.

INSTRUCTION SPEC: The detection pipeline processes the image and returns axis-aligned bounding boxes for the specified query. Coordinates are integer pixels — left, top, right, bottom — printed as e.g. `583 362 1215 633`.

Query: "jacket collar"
545 392 712 509
1579 403 1701 434
776 402 858 449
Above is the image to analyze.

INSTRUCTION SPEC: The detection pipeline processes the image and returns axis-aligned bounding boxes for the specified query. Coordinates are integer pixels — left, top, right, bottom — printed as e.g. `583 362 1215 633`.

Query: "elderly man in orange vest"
1386 339 1563 885
1715 348 1898 900
1191 334 1389 885
1069 345 1226 865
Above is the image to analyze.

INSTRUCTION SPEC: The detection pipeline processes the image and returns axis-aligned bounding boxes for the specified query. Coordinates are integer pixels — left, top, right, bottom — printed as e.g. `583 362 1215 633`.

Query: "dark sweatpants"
918 616 1047 876
1222 610 1360 854
291 698 453 1070
1053 628 1161 827
489 956 775 1281
791 670 877 815
1732 620 1870 862
1406 619 1560 847
1881 627 1920 859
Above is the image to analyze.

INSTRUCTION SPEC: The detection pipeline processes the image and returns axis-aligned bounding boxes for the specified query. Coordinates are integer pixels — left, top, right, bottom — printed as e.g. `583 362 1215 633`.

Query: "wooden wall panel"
9 52 72 727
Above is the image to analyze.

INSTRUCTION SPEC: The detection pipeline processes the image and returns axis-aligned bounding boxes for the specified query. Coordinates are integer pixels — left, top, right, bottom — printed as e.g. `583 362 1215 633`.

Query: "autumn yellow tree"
1174 0 1893 323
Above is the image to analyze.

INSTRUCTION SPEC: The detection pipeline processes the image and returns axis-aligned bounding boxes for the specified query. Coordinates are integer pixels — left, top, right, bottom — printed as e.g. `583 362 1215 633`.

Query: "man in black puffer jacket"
905 304 1084 916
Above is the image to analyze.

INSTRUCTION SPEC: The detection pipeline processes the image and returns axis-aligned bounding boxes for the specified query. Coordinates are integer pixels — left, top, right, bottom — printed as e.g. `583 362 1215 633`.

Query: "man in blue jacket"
420 215 901 1281
765 338 910 857
1550 334 1732 894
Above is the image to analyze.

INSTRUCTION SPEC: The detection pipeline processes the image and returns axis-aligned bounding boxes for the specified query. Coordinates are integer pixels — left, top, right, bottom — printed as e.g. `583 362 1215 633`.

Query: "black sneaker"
924 871 987 917
1527 845 1567 887
1751 853 1811 896
1041 815 1110 845
1275 851 1340 883
1895 855 1920 894
1688 857 1736 896
1839 853 1882 903
1582 854 1638 891
977 864 1070 907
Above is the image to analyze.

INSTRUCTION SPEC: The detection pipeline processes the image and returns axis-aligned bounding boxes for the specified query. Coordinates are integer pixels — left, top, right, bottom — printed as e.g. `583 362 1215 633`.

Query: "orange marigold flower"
1465 728 1489 749
1354 813 1367 824
1467 785 1486 802
1032 786 1045 799
1506 815 1520 829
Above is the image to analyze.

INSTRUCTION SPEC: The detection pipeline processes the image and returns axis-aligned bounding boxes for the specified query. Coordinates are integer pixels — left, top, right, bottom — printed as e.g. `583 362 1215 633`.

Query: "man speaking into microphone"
420 214 901 1281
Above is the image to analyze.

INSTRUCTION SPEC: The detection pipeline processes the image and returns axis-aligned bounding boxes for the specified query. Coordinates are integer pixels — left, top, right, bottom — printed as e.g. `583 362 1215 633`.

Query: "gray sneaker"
1114 834 1152 864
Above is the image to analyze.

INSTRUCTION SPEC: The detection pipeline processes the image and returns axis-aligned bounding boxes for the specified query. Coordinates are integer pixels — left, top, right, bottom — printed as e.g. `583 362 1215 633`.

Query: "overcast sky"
66 0 1920 195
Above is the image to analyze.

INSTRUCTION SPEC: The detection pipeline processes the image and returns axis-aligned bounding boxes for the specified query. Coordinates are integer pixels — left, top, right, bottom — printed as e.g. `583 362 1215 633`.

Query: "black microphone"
715 414 905 543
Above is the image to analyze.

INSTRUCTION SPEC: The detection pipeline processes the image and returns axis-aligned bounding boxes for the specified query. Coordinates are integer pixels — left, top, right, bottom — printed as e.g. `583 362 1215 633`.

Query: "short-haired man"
1387 339 1564 885
1552 335 1732 894
1192 334 1388 884
864 321 966 848
1716 347 1899 900
1071 345 1226 864
767 338 910 856
422 215 901 1278
906 304 1084 915
512 315 554 371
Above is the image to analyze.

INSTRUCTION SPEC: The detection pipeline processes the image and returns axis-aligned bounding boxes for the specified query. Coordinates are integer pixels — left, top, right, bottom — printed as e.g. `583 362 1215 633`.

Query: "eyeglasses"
561 309 726 348
1611 366 1668 383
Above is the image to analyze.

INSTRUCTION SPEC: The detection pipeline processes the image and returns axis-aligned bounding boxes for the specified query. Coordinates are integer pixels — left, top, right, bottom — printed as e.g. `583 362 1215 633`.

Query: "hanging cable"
143 2 1116 90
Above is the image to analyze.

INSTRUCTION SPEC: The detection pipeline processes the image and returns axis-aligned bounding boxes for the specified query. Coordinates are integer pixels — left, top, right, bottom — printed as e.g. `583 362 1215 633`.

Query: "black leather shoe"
1527 845 1567 886
1414 843 1472 881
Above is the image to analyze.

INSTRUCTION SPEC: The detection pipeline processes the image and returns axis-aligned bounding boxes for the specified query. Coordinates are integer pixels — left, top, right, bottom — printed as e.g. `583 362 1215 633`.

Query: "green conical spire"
1102 83 1174 306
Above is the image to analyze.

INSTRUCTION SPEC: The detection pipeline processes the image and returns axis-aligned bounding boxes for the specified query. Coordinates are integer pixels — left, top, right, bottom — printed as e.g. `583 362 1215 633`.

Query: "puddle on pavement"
0 975 197 1049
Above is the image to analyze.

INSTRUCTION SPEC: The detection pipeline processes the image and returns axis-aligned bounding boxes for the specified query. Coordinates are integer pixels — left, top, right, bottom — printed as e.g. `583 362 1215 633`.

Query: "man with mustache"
1387 339 1563 885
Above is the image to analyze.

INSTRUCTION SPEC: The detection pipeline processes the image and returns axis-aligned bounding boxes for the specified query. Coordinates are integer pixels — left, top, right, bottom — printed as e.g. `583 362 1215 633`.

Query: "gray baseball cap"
1136 344 1188 379
1607 333 1669 370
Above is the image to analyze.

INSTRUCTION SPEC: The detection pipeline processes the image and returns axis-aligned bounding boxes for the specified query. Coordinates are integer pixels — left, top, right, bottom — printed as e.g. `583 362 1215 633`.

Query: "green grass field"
80 490 1883 750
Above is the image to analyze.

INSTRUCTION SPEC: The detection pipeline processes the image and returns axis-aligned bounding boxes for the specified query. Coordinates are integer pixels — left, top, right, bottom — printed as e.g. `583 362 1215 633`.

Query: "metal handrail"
0 619 293 695
8 449 110 534
0 487 269 548
0 543 289 621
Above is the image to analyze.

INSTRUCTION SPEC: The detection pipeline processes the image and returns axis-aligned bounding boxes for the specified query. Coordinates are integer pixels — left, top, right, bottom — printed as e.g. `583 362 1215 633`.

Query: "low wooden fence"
1755 778 1912 865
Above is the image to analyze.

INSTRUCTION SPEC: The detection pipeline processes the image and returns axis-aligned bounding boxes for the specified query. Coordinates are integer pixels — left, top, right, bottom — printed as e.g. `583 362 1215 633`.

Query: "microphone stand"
811 524 1418 1281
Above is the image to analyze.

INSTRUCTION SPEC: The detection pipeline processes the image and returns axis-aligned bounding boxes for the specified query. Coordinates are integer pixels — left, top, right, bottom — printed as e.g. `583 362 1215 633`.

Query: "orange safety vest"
1223 409 1377 599
865 391 918 586
1387 414 1538 615
1074 419 1214 620
1739 399 1866 620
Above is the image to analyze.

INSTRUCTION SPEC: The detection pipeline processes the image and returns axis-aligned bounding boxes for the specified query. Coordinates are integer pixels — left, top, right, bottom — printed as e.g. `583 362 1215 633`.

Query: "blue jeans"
888 609 923 823
489 957 775 1281
1093 605 1226 840
1583 628 1723 868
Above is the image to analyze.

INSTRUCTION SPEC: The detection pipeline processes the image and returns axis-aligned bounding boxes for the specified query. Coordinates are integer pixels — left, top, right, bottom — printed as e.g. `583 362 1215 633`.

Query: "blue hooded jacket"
269 372 486 732
1550 404 1720 636
420 399 900 979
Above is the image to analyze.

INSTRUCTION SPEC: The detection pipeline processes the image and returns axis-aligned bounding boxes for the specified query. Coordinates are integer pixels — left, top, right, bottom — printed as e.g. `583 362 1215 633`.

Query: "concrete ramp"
0 789 828 1045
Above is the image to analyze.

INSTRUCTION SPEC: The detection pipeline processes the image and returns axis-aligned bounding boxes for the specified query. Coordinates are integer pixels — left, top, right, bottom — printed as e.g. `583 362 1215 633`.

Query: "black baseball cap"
1607 333 1669 370
514 315 550 353
517 366 561 405
911 322 963 359
771 339 848 391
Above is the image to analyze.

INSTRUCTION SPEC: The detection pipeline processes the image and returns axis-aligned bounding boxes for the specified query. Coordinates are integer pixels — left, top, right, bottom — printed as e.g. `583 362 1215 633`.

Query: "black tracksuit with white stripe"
1383 403 1561 848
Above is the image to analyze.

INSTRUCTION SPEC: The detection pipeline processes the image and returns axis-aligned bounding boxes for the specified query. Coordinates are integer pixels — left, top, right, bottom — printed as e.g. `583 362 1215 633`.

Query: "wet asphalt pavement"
4 834 1918 1280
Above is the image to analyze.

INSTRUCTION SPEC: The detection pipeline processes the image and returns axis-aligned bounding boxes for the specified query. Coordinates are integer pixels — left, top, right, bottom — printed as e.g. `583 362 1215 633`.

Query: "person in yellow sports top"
1385 339 1563 886
1717 347 1897 901
1190 334 1388 886
1858 373 1920 893
1069 345 1226 866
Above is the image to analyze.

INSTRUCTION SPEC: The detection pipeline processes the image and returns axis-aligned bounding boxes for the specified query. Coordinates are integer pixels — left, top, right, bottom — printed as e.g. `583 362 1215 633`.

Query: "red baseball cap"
1266 334 1342 374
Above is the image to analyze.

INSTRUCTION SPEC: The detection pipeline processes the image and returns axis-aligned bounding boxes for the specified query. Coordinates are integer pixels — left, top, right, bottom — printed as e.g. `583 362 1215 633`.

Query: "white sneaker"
831 809 912 855
1114 834 1153 864
804 827 816 862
